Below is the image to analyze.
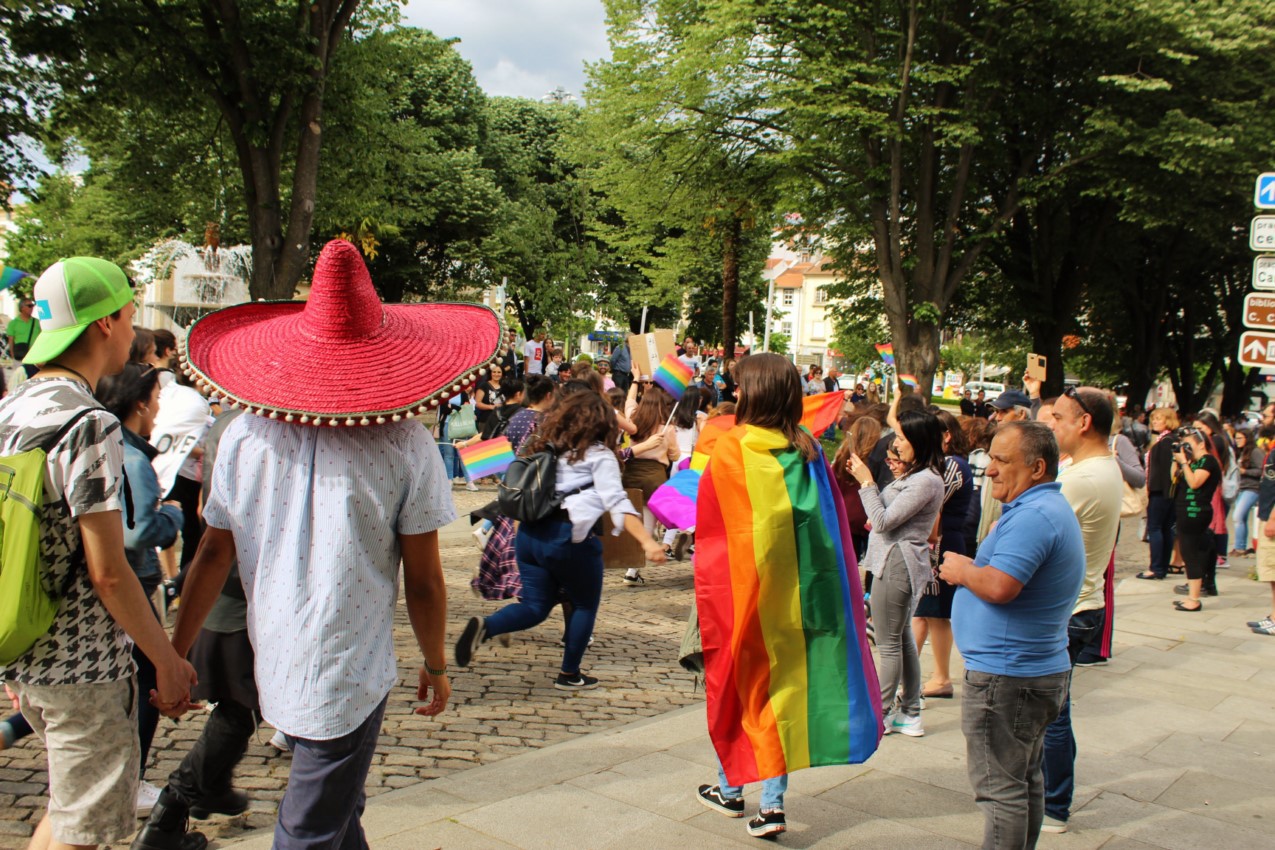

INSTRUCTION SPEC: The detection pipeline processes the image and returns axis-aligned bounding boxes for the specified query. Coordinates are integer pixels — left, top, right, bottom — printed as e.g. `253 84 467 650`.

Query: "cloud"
401 0 610 100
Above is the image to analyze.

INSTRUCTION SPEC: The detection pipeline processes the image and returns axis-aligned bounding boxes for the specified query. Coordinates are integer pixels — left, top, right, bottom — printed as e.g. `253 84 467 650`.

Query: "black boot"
130 787 208 850
189 787 249 820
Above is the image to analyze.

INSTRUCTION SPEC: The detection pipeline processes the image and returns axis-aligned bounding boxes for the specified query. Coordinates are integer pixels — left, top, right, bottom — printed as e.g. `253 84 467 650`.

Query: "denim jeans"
962 669 1069 850
1041 607 1105 823
485 520 604 674
716 755 787 812
275 698 387 850
870 550 920 717
1146 494 1175 577
1231 490 1259 552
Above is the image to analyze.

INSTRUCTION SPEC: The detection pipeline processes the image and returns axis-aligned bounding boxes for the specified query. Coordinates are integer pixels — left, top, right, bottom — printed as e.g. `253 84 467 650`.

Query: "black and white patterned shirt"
0 377 133 685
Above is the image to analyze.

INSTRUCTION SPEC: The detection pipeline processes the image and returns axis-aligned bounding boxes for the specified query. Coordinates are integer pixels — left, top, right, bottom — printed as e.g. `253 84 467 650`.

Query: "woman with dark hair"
845 405 945 737
833 415 882 561
717 358 737 403
95 362 185 811
1231 428 1261 556
1171 427 1220 610
455 392 666 688
1192 412 1232 568
912 409 973 700
129 325 156 364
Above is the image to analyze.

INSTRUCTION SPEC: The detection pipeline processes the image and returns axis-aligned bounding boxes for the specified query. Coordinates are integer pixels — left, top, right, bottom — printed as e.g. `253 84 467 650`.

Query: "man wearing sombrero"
168 240 502 848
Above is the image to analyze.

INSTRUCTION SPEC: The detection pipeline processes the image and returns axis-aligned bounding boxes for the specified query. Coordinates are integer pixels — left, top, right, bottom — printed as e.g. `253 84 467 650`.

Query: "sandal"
921 683 954 699
1174 600 1202 612
1168 565 1185 575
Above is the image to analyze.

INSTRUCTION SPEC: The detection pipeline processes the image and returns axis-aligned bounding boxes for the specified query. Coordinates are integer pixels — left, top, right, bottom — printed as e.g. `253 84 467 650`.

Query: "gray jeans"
870 550 920 717
961 669 1069 850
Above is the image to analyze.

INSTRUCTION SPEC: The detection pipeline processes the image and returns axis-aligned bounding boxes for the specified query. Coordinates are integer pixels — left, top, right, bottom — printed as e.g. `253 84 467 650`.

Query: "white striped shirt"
203 415 455 739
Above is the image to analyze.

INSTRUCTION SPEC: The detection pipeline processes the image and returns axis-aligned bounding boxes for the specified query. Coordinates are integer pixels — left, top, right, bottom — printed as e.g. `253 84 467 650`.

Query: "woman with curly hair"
455 392 666 689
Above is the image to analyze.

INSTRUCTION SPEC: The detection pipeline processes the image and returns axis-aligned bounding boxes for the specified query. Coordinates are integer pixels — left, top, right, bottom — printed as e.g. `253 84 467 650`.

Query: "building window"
782 290 794 306
814 288 829 304
781 321 793 336
811 321 825 341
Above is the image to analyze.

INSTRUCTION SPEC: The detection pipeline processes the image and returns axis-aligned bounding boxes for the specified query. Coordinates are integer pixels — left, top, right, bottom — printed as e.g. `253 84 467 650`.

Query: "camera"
1170 441 1180 453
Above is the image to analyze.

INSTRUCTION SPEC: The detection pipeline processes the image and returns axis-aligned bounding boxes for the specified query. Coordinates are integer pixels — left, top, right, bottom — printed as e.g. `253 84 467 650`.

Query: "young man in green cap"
0 258 200 850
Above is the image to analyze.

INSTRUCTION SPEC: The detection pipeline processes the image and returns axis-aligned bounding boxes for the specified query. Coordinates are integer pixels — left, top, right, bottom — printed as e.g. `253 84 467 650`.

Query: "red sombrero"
181 239 504 426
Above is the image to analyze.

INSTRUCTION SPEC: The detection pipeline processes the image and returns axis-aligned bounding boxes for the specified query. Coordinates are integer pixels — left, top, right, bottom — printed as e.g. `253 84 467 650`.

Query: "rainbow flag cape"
874 342 894 366
647 393 848 530
898 373 918 388
652 352 693 400
0 264 29 292
458 437 515 479
696 425 881 785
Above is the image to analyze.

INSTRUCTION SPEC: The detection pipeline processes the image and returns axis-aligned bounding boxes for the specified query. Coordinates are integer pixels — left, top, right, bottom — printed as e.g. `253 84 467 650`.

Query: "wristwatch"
424 663 447 677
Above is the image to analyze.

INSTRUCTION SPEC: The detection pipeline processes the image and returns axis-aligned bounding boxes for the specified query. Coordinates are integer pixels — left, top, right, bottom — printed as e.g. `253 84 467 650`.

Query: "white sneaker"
889 712 925 737
136 780 161 817
1041 815 1068 833
465 481 479 491
882 710 898 735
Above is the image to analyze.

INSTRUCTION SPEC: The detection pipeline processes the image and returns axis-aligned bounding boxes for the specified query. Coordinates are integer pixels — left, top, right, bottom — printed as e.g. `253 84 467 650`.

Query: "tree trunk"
720 215 741 357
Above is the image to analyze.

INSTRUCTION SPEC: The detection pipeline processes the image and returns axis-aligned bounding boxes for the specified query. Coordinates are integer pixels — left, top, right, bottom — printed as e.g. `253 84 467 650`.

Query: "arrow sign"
1238 330 1275 368
1257 173 1275 210
1244 293 1275 329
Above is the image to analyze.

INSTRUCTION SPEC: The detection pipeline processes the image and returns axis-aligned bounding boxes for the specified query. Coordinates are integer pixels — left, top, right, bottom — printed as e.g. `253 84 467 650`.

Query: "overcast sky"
401 0 611 100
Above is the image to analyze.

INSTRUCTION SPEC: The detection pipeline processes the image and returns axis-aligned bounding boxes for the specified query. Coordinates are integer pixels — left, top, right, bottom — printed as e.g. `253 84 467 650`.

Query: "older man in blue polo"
939 420 1085 850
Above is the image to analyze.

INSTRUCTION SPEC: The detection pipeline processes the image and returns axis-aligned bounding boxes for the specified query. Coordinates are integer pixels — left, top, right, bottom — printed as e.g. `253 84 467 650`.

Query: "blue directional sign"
1256 173 1275 209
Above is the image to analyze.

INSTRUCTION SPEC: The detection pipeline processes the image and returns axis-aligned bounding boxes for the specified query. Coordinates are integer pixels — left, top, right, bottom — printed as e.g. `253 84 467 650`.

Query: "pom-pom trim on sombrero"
179 317 506 426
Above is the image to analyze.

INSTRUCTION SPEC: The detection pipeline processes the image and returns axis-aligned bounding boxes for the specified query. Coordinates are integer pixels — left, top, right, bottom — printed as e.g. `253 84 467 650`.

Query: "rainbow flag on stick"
0 264 29 292
696 425 881 785
652 352 694 400
458 437 515 479
874 342 894 366
897 374 918 388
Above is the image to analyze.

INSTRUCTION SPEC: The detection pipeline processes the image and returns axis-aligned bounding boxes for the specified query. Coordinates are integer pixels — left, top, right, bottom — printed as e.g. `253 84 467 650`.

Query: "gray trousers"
961 669 1069 850
870 550 920 717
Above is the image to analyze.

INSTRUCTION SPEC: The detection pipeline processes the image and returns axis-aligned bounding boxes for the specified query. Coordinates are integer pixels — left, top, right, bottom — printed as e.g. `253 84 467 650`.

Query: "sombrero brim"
182 300 504 425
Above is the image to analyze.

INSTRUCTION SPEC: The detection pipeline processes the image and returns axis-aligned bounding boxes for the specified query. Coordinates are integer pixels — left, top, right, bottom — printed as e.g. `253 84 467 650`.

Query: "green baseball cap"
25 257 135 365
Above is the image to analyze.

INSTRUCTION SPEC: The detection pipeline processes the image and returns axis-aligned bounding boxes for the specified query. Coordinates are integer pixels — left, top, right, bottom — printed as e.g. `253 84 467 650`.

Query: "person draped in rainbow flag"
693 354 882 839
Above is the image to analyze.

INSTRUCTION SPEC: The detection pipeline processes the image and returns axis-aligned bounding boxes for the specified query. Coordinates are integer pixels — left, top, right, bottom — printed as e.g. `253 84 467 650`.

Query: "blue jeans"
1232 490 1259 552
485 520 603 674
275 697 387 850
1146 494 1175 577
716 756 787 812
1041 607 1105 822
962 669 1069 850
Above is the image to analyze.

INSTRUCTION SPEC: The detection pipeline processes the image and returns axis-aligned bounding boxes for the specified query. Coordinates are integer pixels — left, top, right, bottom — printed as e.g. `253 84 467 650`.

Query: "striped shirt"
203 415 456 739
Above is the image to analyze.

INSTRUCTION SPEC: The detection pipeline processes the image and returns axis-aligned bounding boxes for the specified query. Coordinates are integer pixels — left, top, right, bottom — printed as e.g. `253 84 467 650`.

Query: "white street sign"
1258 173 1275 210
1255 256 1275 290
1251 216 1275 252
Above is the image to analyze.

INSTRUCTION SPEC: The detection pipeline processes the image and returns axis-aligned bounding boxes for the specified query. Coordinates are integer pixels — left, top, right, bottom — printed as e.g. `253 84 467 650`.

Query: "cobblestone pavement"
0 506 1217 847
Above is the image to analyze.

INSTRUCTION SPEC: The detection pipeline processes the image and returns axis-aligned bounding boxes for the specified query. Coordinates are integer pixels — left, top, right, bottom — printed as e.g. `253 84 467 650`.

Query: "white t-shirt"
524 340 544 374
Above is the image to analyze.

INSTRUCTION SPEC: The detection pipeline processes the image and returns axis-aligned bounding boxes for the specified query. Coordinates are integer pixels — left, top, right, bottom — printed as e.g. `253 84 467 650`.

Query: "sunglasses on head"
1063 386 1091 418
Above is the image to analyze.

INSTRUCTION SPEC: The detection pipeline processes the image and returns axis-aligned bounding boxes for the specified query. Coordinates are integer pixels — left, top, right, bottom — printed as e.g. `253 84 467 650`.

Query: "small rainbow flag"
458 437 515 479
652 352 694 400
874 342 894 366
898 374 918 388
697 425 881 785
0 264 29 292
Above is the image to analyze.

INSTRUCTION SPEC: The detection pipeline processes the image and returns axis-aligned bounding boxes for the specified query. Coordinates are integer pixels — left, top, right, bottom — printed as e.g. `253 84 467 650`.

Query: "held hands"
150 656 201 719
415 667 451 717
644 540 668 564
938 551 975 586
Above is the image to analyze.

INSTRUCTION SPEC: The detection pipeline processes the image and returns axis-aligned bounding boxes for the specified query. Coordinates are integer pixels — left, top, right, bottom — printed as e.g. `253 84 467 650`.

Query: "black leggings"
1179 527 1216 584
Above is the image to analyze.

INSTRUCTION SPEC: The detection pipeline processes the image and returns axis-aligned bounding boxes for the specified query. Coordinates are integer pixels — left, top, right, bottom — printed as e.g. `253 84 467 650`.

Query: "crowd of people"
1 246 1272 850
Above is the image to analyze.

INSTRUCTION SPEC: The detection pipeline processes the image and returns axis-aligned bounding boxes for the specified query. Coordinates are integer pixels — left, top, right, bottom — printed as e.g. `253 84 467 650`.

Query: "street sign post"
1238 330 1275 368
1258 173 1275 210
1252 217 1275 252
1244 293 1275 330
1255 256 1275 290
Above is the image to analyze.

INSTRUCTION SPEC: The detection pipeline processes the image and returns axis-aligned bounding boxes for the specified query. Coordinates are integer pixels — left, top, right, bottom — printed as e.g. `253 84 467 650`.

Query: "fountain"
133 227 253 329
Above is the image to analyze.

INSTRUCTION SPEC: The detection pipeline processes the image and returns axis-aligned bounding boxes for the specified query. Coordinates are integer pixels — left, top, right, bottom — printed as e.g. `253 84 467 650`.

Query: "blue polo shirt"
952 481 1085 677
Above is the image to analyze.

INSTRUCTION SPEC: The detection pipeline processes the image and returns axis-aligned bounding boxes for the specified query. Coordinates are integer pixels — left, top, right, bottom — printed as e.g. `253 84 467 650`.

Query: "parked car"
962 380 1005 397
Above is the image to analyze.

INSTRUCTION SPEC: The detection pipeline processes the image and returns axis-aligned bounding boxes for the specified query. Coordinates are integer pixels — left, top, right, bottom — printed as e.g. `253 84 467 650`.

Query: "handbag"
448 403 477 439
1120 481 1148 518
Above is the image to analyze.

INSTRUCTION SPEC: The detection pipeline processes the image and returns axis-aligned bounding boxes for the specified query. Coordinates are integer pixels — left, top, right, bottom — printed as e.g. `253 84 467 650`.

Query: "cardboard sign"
628 330 676 379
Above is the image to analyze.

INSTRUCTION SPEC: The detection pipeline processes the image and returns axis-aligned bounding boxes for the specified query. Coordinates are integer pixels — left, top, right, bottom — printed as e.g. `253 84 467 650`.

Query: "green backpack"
0 408 98 665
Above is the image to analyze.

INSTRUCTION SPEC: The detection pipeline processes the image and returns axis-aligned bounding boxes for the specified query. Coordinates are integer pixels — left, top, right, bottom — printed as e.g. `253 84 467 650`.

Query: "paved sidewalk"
220 567 1275 849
